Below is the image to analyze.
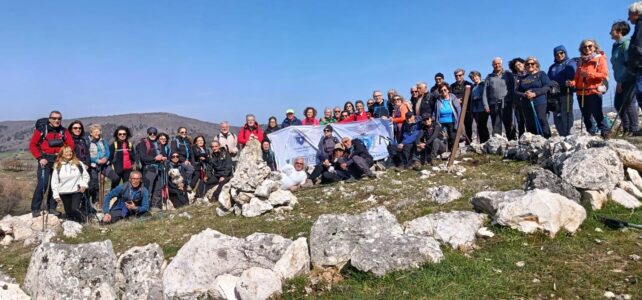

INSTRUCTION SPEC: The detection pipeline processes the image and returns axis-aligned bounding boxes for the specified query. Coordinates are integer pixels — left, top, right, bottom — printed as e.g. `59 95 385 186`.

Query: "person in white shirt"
51 145 90 222
280 157 308 191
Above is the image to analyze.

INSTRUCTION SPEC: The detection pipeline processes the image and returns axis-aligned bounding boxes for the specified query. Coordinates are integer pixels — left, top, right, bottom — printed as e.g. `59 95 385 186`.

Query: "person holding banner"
354 100 370 121
302 107 320 125
319 108 337 125
341 137 377 179
282 109 303 128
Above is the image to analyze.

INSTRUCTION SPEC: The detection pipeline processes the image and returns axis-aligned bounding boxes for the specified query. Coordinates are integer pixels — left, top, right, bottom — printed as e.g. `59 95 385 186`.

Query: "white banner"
267 119 393 170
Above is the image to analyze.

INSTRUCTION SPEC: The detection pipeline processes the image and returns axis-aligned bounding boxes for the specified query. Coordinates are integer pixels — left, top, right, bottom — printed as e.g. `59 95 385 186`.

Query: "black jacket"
262 149 277 171
170 136 192 162
418 94 435 117
419 123 444 145
629 19 642 73
73 136 91 167
109 140 136 173
136 138 162 168
347 139 373 165
166 161 188 190
207 149 234 180
317 136 340 162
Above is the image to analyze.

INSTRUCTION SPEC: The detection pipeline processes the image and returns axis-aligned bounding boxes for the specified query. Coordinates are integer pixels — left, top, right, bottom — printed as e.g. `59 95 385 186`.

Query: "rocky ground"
0 132 642 299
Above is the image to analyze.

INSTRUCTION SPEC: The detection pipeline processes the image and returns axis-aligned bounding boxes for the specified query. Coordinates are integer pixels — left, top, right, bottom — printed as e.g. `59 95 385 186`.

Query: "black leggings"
61 192 84 223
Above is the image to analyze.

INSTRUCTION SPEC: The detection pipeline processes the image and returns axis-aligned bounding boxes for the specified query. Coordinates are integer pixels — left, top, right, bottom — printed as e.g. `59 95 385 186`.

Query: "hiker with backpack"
515 57 553 138
189 135 209 193
483 57 517 140
566 39 611 139
101 170 149 224
109 126 137 189
451 68 473 143
469 71 491 143
308 125 341 184
67 121 91 167
51 146 90 223
169 127 195 190
433 83 462 149
611 20 639 136
216 121 239 164
136 127 165 211
547 46 577 137
87 124 119 207
509 58 528 138
29 110 75 217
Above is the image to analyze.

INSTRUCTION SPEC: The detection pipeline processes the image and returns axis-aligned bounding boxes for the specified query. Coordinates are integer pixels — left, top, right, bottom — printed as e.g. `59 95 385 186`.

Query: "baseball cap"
286 109 295 114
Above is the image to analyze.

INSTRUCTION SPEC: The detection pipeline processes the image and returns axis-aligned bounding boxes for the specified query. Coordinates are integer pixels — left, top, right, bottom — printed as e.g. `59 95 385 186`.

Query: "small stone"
476 227 495 238
603 291 616 298
532 278 540 283
493 268 502 274
595 239 603 244
516 261 525 267
629 254 641 261
606 250 614 255
595 227 603 232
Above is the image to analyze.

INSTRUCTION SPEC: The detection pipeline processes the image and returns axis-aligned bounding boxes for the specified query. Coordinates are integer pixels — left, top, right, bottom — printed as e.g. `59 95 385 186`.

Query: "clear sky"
0 0 634 125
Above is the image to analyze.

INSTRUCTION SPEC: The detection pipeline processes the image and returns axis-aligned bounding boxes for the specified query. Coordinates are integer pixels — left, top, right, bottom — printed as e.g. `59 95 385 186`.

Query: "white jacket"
215 132 239 161
280 164 307 190
51 162 90 199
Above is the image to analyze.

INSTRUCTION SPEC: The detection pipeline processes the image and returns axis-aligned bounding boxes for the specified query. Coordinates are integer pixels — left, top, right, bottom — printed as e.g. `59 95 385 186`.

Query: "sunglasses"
72 126 82 130
179 131 187 134
455 74 464 77
324 129 331 132
581 45 594 49
525 62 536 66
49 117 61 121
171 155 179 158
148 132 157 136
117 132 127 136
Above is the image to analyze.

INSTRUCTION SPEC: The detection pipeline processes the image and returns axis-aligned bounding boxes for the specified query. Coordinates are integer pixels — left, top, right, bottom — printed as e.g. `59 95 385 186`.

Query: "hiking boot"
32 210 40 218
633 130 642 137
48 209 61 217
411 161 422 171
601 131 611 140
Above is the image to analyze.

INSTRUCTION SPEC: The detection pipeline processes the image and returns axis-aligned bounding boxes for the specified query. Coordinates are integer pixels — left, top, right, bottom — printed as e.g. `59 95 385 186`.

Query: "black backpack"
35 117 66 147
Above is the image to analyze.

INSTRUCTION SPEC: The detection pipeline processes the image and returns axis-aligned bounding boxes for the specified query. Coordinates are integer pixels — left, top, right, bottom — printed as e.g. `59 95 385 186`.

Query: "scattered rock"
607 139 642 172
626 168 642 190
617 181 642 199
516 261 525 267
62 220 83 238
604 291 616 298
629 254 641 261
210 274 240 300
610 188 642 209
582 189 610 210
470 190 526 216
561 148 624 190
493 189 587 237
476 227 495 238
404 211 487 251
241 198 273 217
234 267 282 300
426 186 462 204
254 179 279 198
524 167 580 202
177 212 192 220
273 237 311 280
24 240 121 299
267 189 298 207
118 243 164 300
483 134 509 155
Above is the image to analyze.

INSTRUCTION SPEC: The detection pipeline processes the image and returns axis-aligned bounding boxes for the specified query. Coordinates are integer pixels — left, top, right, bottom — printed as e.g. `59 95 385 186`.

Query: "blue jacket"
547 45 577 92
433 93 461 129
372 101 390 118
281 117 302 128
400 120 422 145
515 71 551 106
470 82 487 113
103 183 149 216
89 138 110 167
612 38 632 83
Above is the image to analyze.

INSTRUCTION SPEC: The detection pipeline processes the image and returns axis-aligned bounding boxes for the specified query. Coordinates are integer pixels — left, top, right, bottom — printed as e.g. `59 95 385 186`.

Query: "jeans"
578 93 609 134
614 79 639 132
31 164 56 213
143 165 163 209
552 92 575 136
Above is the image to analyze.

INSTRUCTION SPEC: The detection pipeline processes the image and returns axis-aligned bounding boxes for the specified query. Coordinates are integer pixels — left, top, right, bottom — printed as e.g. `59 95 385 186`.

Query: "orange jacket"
573 51 609 96
391 103 409 124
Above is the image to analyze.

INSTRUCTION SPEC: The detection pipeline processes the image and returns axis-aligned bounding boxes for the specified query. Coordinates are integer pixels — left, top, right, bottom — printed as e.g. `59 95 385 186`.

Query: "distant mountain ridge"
0 112 240 153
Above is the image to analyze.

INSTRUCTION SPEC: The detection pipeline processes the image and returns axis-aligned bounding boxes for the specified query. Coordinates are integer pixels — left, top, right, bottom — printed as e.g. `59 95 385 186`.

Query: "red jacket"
353 111 369 122
29 126 75 160
237 124 264 146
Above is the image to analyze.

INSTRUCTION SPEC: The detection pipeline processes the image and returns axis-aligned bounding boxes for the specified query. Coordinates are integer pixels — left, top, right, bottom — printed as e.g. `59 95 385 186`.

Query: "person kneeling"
321 143 353 184
393 112 423 170
166 152 189 208
102 170 149 224
342 137 376 179
417 114 447 165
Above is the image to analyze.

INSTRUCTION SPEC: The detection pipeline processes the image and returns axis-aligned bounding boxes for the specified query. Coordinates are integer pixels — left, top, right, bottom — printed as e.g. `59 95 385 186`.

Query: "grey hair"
387 89 397 95
416 82 427 89
324 107 333 113
245 114 255 120
219 121 229 127
87 123 101 133
630 1 642 15
492 57 503 64
294 156 305 164
372 90 382 96
579 39 601 52
453 68 465 75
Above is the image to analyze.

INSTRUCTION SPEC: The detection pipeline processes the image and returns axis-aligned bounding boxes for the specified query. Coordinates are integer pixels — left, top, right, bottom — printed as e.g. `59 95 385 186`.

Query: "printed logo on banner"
295 135 306 145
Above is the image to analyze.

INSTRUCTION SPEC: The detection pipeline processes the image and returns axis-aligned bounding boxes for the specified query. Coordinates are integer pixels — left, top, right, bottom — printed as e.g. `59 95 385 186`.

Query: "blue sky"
0 0 634 125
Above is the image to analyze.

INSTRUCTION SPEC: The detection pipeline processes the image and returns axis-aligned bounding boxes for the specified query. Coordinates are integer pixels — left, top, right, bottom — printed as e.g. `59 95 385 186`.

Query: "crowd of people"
26 2 642 224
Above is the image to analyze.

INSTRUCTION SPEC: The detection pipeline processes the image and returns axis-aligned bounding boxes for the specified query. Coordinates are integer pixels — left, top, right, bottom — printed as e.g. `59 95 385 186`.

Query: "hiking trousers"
61 192 84 223
552 92 575 137
578 94 609 134
31 163 56 213
143 166 163 209
614 79 639 133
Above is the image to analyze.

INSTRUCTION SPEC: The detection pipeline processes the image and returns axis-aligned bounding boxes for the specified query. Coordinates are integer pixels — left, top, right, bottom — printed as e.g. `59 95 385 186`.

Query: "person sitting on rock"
102 170 149 224
280 157 309 191
417 113 447 165
393 111 423 170
341 137 377 179
201 140 234 201
165 151 189 208
321 143 353 184
261 140 277 171
309 125 340 184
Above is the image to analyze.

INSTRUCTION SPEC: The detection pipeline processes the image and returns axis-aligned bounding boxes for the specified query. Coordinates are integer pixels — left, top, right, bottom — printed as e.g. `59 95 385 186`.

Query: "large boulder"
607 139 642 172
24 240 121 299
241 198 273 217
470 190 526 216
610 188 642 209
483 134 509 155
310 206 403 268
494 189 587 237
273 237 310 280
234 267 282 300
561 148 624 190
426 186 462 204
0 213 61 244
404 211 487 251
118 243 164 300
267 189 298 207
163 229 291 299
229 139 272 192
350 234 443 277
524 167 580 202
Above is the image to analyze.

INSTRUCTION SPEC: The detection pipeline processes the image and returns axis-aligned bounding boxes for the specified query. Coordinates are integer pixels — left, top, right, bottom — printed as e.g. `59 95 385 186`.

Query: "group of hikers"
26 2 642 224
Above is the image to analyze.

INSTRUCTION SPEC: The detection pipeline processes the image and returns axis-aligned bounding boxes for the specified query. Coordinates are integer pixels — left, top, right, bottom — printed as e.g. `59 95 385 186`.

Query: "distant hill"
0 112 241 153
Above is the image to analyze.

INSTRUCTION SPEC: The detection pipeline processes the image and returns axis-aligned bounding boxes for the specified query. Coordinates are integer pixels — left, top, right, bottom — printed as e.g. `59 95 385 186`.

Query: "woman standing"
343 101 355 116
51 146 90 222
319 108 337 125
301 107 320 125
67 121 91 167
509 58 527 137
433 83 461 148
391 95 409 142
469 71 490 143
190 135 209 190
568 39 610 139
109 126 136 189
264 116 280 136
157 133 171 157
353 100 369 121
515 57 552 138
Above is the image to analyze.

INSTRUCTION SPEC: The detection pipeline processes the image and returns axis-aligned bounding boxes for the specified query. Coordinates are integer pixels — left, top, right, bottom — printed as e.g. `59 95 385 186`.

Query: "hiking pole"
447 86 471 172
530 101 544 136
596 215 642 230
41 171 52 232
98 168 105 213
566 88 570 113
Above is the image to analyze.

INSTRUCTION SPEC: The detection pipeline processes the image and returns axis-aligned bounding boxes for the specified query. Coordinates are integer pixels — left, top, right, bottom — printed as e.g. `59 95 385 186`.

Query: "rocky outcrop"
561 148 624 190
24 240 121 299
0 213 61 246
426 186 462 204
524 167 580 202
273 237 310 280
234 267 282 300
404 211 487 251
118 243 164 300
0 272 29 300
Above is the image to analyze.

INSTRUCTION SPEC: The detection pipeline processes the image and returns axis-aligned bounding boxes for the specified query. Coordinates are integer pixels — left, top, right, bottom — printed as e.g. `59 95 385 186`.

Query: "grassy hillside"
1 150 640 299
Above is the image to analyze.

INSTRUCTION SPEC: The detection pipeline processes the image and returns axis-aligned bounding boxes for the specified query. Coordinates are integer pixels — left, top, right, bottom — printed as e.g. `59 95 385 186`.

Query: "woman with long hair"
51 146 90 222
302 107 320 125
109 126 136 189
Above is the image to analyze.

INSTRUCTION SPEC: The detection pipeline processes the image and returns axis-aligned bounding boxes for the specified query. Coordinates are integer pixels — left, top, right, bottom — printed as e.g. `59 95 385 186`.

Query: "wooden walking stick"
98 171 105 213
566 87 570 113
448 86 471 172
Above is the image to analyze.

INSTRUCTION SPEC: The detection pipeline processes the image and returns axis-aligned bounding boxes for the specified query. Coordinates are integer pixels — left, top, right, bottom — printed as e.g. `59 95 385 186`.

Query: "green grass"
0 152 641 299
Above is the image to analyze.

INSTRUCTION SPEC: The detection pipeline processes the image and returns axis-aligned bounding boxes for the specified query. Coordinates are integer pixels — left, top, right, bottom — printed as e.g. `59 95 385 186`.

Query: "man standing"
281 109 302 128
611 20 639 136
450 68 473 142
372 90 390 118
29 110 74 217
416 82 433 117
215 121 239 163
547 46 577 137
136 127 165 211
483 57 516 140
628 2 642 107
430 73 447 96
